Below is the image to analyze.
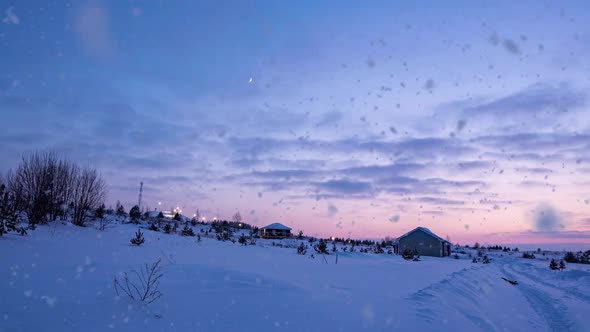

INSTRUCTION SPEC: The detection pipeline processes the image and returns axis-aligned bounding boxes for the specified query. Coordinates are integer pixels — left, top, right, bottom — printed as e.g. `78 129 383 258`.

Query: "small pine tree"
564 252 578 263
129 205 141 221
314 239 328 254
402 248 415 260
222 228 233 241
523 252 536 259
332 242 338 253
96 204 105 219
482 255 490 264
149 223 159 232
174 213 182 221
116 202 125 216
549 259 559 270
197 234 201 242
559 260 566 270
130 229 145 246
0 184 23 236
163 223 172 234
298 230 304 240
181 224 195 236
157 211 164 219
374 243 384 254
238 234 247 245
297 242 307 255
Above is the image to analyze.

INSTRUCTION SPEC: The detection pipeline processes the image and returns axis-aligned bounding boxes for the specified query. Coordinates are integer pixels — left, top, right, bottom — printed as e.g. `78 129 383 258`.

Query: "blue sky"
1 1 590 244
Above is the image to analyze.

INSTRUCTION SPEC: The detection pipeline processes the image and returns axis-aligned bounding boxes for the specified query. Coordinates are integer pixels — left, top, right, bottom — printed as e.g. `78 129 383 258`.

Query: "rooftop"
261 223 292 231
397 227 449 243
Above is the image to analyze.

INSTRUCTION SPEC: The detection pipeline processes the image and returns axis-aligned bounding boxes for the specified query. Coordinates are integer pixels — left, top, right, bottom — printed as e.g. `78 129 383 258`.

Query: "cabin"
261 223 292 239
146 210 176 219
395 227 451 257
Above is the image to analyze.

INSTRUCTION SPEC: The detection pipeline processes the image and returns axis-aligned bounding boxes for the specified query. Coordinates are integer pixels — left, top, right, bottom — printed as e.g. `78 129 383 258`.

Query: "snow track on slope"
507 262 590 302
501 262 583 332
402 260 589 332
406 265 530 332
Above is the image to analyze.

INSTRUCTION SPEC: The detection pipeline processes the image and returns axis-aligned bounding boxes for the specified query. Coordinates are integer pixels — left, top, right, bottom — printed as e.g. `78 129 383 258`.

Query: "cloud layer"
1 1 590 243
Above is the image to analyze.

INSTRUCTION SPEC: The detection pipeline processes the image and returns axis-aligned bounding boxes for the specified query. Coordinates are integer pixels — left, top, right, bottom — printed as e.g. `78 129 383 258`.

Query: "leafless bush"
114 259 163 304
7 152 78 223
6 152 106 226
71 167 106 226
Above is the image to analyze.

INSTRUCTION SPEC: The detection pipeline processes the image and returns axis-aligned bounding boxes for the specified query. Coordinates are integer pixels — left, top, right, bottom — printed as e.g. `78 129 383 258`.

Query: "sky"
1 0 590 246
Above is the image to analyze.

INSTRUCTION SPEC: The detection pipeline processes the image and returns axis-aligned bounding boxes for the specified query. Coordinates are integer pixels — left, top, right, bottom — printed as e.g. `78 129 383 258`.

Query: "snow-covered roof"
146 210 175 218
397 227 449 243
147 211 160 218
261 223 292 230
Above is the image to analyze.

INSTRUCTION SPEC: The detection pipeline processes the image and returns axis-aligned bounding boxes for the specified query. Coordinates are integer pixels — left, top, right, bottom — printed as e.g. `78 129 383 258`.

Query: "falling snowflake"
502 39 520 54
3 7 19 24
456 119 466 132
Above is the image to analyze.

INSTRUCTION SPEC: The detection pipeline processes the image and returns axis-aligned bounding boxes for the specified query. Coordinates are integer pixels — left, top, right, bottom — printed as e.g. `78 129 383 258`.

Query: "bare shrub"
114 259 163 304
6 152 106 226
7 152 79 224
71 167 106 226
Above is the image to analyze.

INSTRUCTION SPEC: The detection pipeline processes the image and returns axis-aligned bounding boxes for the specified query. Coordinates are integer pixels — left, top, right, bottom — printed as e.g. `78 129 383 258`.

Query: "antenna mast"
138 182 143 211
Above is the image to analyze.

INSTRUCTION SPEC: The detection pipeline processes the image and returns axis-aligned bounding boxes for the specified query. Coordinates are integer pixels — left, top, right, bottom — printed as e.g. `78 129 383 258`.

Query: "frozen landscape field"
2 220 589 332
3 2 590 332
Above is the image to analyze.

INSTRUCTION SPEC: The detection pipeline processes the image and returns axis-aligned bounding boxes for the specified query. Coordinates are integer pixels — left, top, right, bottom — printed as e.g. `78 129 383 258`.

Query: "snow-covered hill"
1 220 589 332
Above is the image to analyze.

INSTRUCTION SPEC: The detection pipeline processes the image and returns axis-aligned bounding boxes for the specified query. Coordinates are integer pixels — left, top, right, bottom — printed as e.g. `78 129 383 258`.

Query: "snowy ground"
1 221 589 332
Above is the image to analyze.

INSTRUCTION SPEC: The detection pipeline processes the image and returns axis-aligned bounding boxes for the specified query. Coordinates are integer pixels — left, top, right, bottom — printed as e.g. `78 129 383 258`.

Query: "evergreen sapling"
131 229 145 246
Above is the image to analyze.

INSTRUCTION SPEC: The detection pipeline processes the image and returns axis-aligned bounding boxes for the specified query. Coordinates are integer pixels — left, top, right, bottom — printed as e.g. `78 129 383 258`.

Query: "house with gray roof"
261 223 292 239
395 227 451 257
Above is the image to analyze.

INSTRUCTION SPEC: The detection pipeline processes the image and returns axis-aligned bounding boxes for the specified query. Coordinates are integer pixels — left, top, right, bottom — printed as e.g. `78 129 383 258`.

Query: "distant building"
146 210 177 219
395 227 451 257
261 223 292 239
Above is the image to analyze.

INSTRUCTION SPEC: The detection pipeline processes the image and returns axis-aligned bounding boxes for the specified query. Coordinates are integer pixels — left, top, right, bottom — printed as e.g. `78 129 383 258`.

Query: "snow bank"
1 222 589 331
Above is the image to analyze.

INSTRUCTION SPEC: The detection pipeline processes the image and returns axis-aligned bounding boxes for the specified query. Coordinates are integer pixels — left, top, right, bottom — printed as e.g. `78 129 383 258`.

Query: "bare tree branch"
113 259 163 305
